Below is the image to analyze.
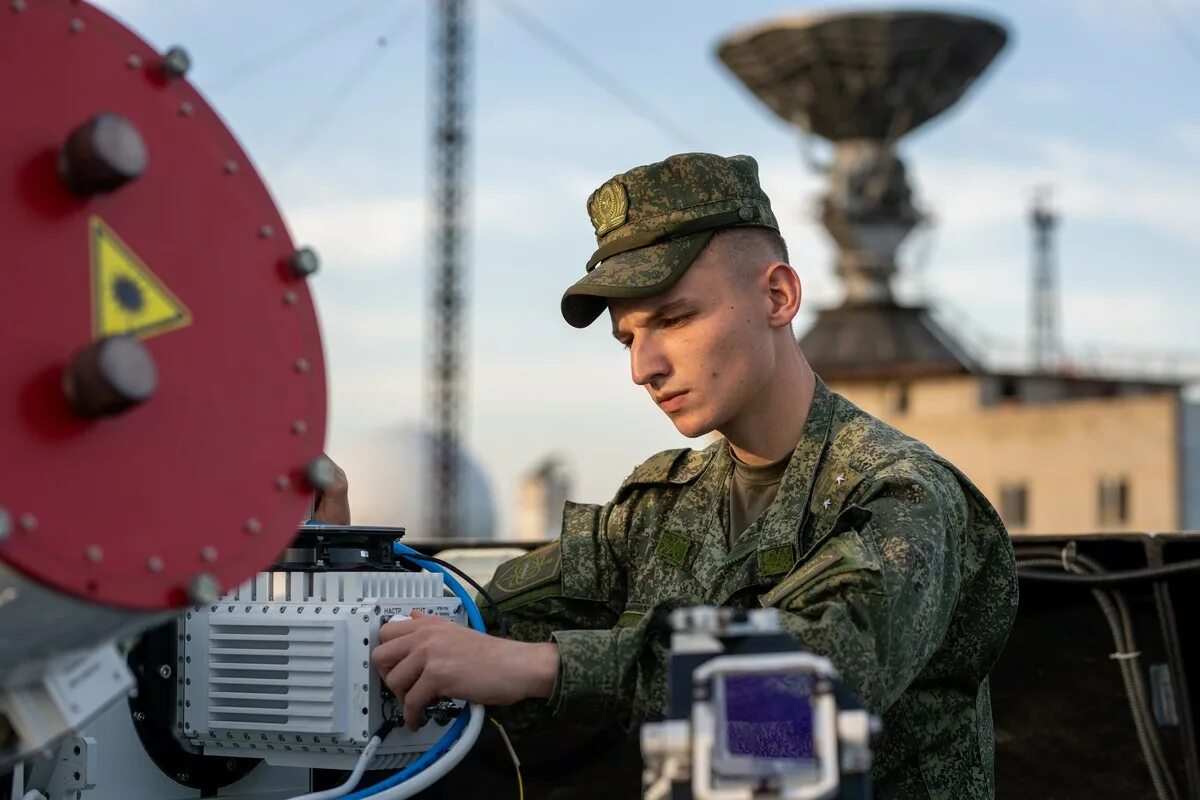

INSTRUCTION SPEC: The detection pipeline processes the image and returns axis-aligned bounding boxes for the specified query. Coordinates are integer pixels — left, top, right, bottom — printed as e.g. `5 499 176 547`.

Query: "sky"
93 0 1200 537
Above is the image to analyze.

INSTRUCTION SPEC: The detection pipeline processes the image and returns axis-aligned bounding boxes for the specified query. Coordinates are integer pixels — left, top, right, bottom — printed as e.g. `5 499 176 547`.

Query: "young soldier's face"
609 243 783 438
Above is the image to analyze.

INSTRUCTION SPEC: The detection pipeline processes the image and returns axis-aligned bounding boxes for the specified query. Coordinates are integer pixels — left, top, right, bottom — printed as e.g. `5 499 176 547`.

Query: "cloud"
282 170 593 278
913 135 1200 247
1064 0 1198 34
1063 288 1193 351
1169 123 1200 160
1038 137 1200 247
320 302 421 352
287 196 426 274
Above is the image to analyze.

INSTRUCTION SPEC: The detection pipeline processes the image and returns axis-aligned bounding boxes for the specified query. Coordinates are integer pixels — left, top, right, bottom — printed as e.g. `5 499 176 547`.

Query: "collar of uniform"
651 440 733 588
714 377 837 603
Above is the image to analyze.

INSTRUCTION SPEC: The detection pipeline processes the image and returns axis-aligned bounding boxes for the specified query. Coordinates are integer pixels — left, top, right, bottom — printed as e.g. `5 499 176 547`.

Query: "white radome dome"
336 425 497 541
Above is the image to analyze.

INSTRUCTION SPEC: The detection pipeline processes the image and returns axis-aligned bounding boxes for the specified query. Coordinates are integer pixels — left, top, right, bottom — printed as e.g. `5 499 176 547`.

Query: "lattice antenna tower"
1029 186 1060 371
429 0 470 538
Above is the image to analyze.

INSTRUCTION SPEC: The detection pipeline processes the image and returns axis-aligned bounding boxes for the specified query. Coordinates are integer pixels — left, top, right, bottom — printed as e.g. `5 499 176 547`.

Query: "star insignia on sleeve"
822 498 832 510
835 473 845 485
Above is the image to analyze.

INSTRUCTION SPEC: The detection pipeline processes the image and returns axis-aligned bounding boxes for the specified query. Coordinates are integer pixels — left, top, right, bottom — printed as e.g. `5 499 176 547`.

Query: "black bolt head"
62 336 158 419
58 113 148 196
162 46 191 78
305 456 336 491
289 247 320 279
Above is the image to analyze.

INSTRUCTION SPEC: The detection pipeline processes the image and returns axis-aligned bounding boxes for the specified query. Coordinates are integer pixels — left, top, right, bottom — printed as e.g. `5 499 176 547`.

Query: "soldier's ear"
765 262 801 328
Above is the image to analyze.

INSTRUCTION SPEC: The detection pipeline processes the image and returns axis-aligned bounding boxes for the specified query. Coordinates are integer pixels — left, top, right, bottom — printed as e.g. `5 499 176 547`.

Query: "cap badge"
588 179 628 237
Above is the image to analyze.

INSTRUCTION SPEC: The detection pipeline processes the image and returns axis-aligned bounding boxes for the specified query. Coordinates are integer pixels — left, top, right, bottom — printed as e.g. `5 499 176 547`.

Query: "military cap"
561 152 779 328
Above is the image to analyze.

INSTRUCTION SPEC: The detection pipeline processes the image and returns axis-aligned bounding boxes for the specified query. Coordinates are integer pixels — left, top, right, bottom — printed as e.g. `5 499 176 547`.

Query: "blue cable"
339 540 483 800
392 541 486 633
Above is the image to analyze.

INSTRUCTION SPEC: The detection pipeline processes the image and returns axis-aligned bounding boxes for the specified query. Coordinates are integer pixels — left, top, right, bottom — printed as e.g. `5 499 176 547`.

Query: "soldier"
371 153 1018 799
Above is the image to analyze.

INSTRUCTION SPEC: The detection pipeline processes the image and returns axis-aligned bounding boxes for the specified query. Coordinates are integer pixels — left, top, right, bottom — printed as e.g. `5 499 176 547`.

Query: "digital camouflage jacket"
483 378 1018 799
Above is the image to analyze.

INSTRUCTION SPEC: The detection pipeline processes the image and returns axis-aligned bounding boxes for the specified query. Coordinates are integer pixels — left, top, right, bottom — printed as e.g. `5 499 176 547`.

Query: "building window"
1098 478 1129 526
1000 483 1028 528
894 383 910 414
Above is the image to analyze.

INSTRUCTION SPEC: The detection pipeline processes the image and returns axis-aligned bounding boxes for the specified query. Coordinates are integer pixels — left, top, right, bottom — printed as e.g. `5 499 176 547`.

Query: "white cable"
643 757 682 800
8 761 44 800
286 734 383 800
490 718 520 771
363 702 485 800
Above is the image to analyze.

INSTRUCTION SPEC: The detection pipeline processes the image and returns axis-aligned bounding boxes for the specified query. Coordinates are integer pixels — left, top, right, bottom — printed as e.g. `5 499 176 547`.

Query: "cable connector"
373 718 398 742
426 700 462 727
1060 541 1078 573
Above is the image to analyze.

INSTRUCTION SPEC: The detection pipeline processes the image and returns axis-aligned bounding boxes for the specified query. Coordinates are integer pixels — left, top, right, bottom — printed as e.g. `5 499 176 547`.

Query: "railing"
929 302 1200 390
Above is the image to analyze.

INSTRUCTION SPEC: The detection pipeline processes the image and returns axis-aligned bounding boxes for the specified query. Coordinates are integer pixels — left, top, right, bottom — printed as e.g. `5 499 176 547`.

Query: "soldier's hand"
371 611 559 730
311 456 350 525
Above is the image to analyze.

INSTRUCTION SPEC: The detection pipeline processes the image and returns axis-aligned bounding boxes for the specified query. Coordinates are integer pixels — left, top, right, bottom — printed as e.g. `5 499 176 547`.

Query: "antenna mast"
1030 187 1059 371
429 0 470 538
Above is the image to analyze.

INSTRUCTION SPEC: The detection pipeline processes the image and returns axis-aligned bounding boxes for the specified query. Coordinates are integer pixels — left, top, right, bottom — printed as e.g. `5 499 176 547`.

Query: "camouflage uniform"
485 154 1019 799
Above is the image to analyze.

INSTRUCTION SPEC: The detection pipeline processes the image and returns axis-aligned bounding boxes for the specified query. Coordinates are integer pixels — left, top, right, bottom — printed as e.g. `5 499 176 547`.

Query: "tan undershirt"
727 451 790 547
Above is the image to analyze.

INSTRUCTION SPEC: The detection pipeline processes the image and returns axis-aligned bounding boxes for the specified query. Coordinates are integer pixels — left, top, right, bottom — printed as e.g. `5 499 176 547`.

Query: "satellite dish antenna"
718 11 1008 305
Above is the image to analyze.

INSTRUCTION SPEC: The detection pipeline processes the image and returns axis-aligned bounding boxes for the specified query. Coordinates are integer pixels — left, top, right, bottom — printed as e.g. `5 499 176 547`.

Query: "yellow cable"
489 717 524 800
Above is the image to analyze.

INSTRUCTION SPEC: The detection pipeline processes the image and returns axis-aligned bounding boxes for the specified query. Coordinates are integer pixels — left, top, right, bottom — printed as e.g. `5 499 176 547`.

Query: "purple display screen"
721 673 816 760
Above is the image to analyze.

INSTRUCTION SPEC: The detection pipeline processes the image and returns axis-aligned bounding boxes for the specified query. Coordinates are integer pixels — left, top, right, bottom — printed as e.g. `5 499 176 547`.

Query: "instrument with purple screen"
719 672 817 762
640 607 877 800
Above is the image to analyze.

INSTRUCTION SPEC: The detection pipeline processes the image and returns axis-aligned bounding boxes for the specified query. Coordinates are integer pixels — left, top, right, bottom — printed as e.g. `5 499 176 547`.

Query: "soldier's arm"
482 501 627 633
480 448 710 732
479 499 628 730
521 458 968 732
763 457 967 713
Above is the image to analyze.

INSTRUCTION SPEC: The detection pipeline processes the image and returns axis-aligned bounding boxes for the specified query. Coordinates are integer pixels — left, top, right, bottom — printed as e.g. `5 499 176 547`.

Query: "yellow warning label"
90 216 192 340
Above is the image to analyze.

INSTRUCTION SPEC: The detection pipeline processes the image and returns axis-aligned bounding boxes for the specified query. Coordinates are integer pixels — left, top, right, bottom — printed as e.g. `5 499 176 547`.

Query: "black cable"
399 552 508 636
275 6 419 173
371 718 397 742
1017 558 1200 586
1152 577 1200 798
208 0 382 92
493 0 699 148
1149 0 1200 68
1018 555 1181 799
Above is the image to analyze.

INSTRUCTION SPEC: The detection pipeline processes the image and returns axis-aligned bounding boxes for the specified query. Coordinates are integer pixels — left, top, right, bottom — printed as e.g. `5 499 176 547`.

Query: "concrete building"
803 307 1199 534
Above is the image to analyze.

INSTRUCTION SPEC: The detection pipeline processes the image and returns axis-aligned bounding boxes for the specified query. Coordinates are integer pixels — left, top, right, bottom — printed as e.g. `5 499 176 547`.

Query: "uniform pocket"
759 526 884 608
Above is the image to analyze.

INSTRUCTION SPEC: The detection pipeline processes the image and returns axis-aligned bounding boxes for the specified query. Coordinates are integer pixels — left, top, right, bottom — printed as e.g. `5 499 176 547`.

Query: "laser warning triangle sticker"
90 216 192 340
